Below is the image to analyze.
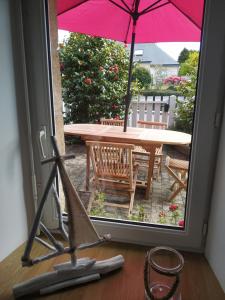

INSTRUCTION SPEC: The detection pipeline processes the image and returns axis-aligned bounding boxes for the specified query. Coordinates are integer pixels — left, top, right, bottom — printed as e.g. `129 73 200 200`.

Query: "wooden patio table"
64 124 191 199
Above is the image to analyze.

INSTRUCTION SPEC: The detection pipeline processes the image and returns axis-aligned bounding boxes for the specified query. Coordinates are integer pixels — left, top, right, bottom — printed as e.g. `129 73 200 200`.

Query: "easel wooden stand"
13 136 124 298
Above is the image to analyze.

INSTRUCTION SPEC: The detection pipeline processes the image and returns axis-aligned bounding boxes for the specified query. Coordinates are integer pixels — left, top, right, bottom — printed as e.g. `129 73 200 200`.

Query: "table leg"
145 145 157 200
86 145 90 191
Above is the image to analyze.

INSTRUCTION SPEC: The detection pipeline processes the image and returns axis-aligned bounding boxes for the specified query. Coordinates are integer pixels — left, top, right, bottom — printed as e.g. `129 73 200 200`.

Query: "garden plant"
59 33 130 124
175 50 199 133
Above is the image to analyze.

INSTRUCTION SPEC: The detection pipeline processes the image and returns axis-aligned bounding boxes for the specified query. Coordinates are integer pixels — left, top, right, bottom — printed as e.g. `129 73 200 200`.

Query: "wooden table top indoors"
1 242 224 300
64 124 191 198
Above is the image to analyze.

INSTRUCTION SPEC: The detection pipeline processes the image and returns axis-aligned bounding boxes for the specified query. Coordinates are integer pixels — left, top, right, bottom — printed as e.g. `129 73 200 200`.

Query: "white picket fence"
128 95 184 128
63 94 184 128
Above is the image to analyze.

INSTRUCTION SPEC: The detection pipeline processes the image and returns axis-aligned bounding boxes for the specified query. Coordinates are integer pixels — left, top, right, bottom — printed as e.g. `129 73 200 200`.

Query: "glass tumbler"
144 246 184 300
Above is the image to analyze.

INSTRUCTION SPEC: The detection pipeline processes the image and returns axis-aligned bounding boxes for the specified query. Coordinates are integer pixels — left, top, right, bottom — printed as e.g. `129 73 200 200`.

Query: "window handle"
39 126 47 159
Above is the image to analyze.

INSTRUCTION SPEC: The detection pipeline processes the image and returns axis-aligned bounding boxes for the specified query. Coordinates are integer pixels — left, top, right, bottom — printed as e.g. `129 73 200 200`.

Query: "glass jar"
144 246 184 300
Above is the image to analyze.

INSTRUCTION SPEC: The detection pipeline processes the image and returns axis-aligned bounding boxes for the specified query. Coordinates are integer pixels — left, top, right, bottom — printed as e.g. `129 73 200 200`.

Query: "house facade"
132 43 179 84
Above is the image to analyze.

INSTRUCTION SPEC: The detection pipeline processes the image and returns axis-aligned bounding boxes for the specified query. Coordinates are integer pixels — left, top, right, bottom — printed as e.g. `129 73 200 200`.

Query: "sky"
58 30 200 61
156 42 200 61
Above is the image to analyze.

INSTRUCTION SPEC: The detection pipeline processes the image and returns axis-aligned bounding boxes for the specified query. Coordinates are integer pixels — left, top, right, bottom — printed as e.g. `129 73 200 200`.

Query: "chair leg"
157 162 161 181
158 156 162 176
128 167 139 216
128 191 135 216
168 186 184 202
170 180 178 191
86 145 90 191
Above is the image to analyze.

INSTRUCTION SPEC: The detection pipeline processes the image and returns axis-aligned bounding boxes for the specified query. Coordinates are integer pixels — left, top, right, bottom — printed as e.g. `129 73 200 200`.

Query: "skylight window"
134 49 143 56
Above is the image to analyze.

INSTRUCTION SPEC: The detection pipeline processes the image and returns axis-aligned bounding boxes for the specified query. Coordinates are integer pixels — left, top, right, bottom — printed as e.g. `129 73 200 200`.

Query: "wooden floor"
0 242 225 300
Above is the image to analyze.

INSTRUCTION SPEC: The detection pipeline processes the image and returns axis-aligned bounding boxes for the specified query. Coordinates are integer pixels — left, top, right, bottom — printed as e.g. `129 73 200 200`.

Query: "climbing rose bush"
178 220 184 227
59 33 129 124
163 76 186 85
158 203 184 226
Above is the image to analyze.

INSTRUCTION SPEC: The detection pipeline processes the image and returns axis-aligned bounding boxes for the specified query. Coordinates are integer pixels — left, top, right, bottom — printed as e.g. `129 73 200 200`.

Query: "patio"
57 0 200 229
65 141 189 226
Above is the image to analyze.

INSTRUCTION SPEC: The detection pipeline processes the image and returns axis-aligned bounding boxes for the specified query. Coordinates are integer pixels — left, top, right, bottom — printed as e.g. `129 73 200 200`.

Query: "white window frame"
17 0 225 251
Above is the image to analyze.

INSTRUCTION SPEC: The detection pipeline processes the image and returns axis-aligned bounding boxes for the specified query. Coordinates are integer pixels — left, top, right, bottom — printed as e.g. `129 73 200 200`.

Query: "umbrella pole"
123 21 137 132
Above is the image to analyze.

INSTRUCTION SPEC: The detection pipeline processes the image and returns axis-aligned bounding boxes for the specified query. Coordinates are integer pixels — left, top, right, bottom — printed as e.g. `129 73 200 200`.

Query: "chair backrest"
100 118 124 126
165 156 189 171
137 120 167 129
86 141 134 188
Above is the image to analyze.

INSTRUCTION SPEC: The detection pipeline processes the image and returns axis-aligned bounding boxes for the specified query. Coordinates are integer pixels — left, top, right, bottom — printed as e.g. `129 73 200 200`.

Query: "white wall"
205 101 225 293
141 63 179 84
0 0 28 261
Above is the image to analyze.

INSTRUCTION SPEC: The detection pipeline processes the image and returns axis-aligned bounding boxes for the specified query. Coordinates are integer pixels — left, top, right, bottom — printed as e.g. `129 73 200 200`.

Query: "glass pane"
50 2 204 229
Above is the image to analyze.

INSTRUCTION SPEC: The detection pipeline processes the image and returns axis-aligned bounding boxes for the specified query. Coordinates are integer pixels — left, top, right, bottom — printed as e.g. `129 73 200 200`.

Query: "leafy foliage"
158 204 184 227
163 76 185 86
175 51 199 133
90 192 106 217
132 64 151 89
178 51 199 76
142 89 180 96
59 33 129 124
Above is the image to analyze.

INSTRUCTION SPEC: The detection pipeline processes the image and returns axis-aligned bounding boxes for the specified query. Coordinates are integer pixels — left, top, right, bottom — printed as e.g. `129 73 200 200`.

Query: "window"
19 0 225 251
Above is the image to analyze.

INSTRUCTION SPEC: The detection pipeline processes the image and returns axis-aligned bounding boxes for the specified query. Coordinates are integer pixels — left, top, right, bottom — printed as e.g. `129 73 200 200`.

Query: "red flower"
114 75 119 81
84 77 92 85
178 220 184 227
109 65 119 74
113 65 119 74
114 115 120 120
169 204 178 212
163 76 185 85
112 104 118 110
99 66 104 71
60 63 64 72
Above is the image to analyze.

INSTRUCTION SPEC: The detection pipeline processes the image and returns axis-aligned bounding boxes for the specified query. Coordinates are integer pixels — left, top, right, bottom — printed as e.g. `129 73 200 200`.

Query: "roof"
129 43 179 66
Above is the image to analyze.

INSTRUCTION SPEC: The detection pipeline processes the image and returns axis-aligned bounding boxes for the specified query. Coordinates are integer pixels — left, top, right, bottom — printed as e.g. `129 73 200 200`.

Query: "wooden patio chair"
137 120 167 129
86 141 139 216
133 120 167 180
165 156 189 202
100 118 124 126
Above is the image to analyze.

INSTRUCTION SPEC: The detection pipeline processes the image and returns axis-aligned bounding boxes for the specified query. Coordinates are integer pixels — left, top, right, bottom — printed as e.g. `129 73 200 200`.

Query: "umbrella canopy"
57 0 204 131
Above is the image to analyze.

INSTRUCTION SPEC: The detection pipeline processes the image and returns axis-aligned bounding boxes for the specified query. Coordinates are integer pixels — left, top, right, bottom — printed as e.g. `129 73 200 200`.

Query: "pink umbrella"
57 0 204 131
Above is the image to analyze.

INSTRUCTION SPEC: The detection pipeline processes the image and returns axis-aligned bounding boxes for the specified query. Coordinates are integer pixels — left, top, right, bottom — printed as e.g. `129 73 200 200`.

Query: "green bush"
178 51 199 76
132 64 151 89
175 51 199 133
174 97 195 133
166 85 178 91
142 89 180 97
59 33 129 124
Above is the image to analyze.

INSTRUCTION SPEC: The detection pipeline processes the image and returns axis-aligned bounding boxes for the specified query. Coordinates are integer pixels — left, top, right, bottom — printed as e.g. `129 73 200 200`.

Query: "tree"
178 51 199 76
132 64 151 89
59 33 129 124
175 51 199 133
178 48 190 64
